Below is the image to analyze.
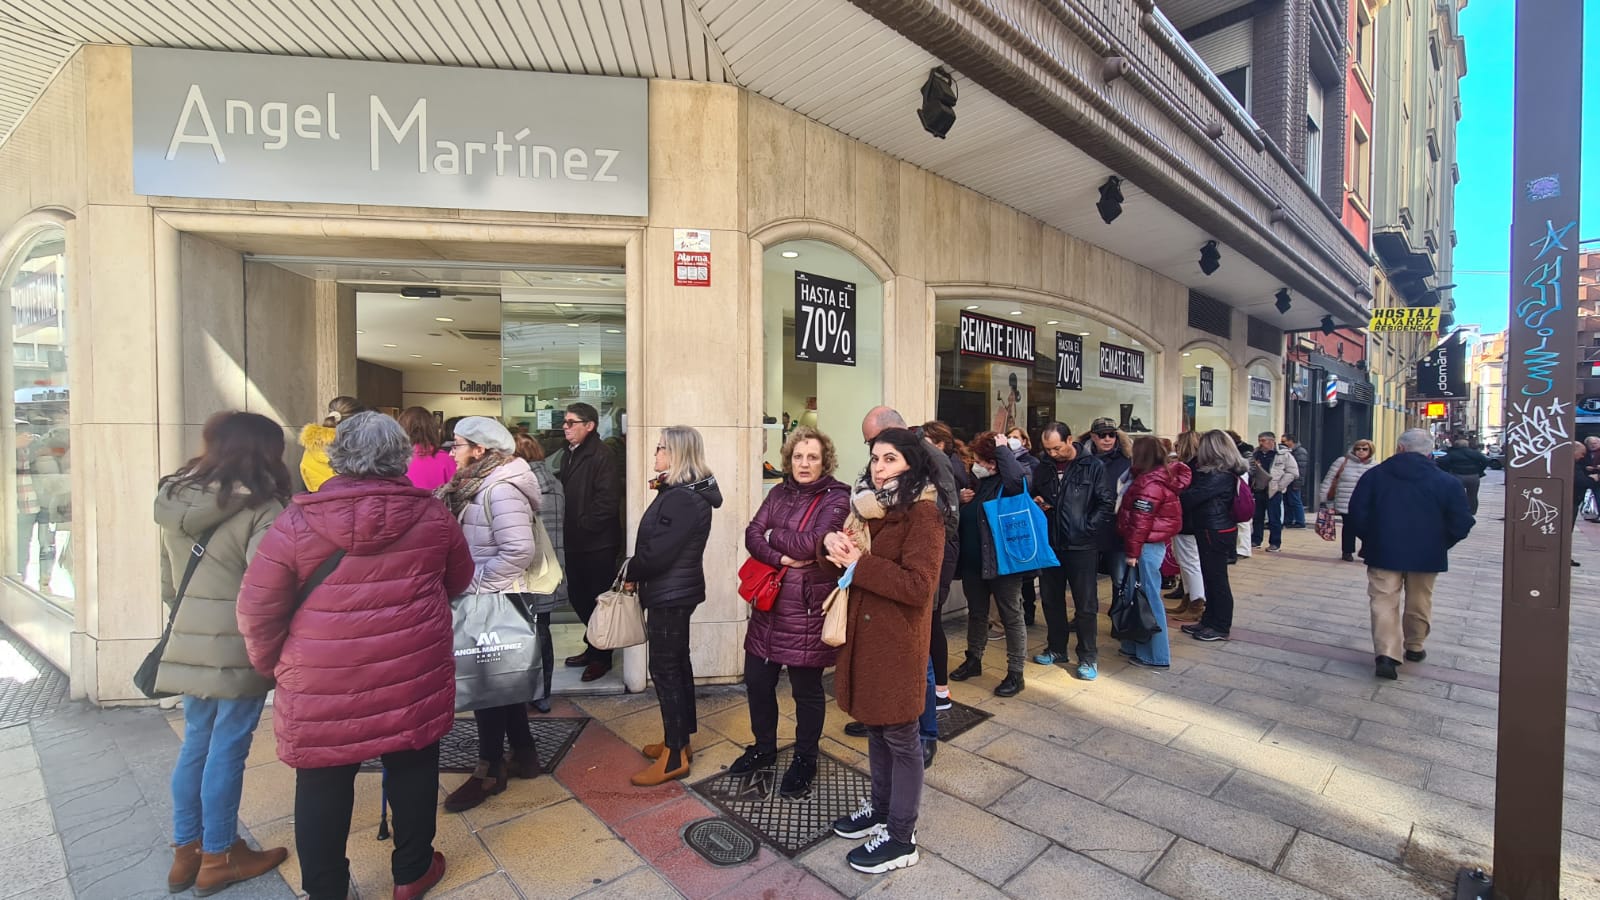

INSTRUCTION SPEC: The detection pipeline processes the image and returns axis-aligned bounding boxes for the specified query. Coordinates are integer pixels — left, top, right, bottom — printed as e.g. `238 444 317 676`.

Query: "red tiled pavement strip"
556 705 841 899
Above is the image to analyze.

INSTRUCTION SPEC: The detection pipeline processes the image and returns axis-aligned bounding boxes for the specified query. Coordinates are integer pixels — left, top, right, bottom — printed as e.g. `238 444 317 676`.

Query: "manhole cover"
360 715 588 773
691 746 871 857
683 817 759 867
936 698 993 742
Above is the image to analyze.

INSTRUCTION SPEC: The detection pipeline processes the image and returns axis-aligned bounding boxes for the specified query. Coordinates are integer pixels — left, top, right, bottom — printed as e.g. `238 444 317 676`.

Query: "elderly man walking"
1346 429 1475 680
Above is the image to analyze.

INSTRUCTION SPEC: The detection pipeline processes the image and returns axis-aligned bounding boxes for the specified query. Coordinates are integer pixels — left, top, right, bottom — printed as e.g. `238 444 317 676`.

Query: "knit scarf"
435 451 511 518
841 473 938 554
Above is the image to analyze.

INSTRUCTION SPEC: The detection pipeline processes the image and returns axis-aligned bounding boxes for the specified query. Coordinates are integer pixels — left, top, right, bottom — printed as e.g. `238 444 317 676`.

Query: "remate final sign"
959 311 1035 365
1099 342 1146 384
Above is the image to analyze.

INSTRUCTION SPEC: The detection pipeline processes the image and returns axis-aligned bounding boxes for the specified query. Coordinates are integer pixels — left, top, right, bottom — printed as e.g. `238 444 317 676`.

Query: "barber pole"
1324 375 1339 408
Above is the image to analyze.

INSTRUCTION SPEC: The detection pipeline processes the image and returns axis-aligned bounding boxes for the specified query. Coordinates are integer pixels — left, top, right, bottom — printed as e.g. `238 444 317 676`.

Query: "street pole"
1485 1 1585 897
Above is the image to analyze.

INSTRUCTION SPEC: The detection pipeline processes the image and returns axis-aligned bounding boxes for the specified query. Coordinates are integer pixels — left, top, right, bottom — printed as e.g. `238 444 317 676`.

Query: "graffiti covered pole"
1492 0 1584 896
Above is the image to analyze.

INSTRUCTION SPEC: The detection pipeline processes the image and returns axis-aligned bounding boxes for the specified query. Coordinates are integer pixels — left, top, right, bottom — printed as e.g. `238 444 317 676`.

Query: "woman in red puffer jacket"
734 426 850 798
1115 436 1192 669
238 412 472 900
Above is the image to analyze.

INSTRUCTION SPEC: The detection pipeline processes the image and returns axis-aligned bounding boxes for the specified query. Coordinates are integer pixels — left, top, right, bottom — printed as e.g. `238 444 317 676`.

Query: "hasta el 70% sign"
794 271 856 367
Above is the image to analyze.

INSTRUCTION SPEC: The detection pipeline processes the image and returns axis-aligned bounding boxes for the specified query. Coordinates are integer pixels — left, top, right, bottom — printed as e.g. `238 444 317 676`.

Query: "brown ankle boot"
506 745 543 779
1165 597 1190 615
630 747 690 787
168 840 202 892
640 741 692 761
193 838 288 897
443 761 506 812
1172 599 1205 622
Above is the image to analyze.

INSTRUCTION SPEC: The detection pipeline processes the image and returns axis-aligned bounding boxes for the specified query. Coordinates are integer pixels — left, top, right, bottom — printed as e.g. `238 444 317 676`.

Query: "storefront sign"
1368 307 1441 333
1249 376 1272 403
673 229 711 287
959 312 1035 364
1198 367 1215 407
1054 332 1083 391
1099 342 1146 384
1415 332 1468 398
459 379 501 400
132 48 649 215
794 271 856 367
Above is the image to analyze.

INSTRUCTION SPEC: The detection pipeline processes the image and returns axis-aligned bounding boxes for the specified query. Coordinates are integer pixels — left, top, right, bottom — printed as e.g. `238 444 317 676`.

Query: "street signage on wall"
1054 332 1083 391
1099 342 1146 384
1249 377 1272 403
1197 367 1215 407
673 229 711 287
131 48 649 215
1415 331 1468 398
1368 307 1441 332
959 311 1035 365
794 271 856 367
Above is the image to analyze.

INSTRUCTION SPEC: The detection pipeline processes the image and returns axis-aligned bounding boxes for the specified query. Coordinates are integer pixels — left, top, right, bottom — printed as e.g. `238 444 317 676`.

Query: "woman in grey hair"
239 412 472 900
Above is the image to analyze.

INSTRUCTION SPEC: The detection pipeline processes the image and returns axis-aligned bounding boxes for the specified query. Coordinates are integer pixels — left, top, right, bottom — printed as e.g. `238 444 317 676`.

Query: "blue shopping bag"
982 477 1060 576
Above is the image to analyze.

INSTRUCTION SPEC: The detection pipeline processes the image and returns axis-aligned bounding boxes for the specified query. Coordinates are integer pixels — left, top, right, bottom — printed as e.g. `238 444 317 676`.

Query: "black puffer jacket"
957 446 1028 580
629 475 724 609
1092 443 1132 553
1181 468 1240 534
1035 453 1115 551
1438 446 1489 478
556 432 623 553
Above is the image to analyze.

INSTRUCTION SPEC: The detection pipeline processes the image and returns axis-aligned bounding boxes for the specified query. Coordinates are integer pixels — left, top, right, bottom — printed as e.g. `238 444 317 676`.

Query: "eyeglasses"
561 418 586 428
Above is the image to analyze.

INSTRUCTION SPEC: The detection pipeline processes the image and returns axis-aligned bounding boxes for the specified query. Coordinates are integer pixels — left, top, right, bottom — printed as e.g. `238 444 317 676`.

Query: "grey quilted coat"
1318 453 1377 515
155 482 284 698
458 456 543 594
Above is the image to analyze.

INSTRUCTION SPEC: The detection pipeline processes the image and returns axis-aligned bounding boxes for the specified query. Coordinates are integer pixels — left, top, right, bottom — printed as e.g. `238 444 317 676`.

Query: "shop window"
1182 347 1232 435
1246 362 1278 439
935 300 1155 446
763 240 884 481
3 228 71 603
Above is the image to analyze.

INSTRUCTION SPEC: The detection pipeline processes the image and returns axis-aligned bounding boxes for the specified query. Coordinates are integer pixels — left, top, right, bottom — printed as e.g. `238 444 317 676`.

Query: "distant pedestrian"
949 431 1033 697
397 406 457 491
1319 440 1379 561
1116 437 1189 666
735 426 850 797
238 412 474 900
1247 432 1298 552
1281 434 1311 528
629 426 722 786
1437 438 1491 515
557 402 624 682
1031 422 1115 680
824 427 944 874
1346 429 1475 680
1178 431 1246 642
156 412 291 897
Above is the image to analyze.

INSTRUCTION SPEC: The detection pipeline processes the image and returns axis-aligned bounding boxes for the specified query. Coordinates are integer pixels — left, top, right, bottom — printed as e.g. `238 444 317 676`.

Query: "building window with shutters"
1305 78 1325 189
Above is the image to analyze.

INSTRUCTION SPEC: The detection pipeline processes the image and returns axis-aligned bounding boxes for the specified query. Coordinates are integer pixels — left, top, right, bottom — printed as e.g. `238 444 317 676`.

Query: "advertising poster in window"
990 366 1027 434
794 271 856 367
1098 342 1146 384
1198 367 1215 407
1249 376 1273 403
1055 332 1083 391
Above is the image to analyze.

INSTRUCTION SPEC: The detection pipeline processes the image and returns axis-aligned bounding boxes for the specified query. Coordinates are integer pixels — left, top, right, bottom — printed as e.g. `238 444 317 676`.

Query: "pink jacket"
407 447 457 492
237 476 473 769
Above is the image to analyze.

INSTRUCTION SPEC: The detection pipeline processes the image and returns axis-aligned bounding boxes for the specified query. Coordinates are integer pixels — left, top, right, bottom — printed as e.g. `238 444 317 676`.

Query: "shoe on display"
833 801 888 839
949 658 982 681
1127 417 1152 433
728 746 777 775
847 831 920 874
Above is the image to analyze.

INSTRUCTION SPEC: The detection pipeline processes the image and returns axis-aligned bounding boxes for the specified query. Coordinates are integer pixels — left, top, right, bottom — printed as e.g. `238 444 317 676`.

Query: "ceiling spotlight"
965 305 980 311
781 251 800 259
356 330 365 335
1096 176 1124 224
917 67 958 139
447 368 459 373
1079 331 1091 336
1182 352 1192 357
400 286 441 299
605 328 622 334
409 354 422 358
430 362 443 366
1009 310 1024 316
1045 320 1060 325
434 316 454 323
1199 240 1221 276
382 343 397 348
567 323 580 327
1320 315 1336 335
1274 288 1292 314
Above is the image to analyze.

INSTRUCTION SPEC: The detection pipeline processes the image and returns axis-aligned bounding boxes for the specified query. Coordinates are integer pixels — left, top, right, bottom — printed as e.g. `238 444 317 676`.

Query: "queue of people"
153 390 1484 894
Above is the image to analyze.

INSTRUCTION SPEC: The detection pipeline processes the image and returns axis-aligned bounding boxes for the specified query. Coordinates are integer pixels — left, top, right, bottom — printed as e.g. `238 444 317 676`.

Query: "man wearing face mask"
1085 418 1133 586
1031 423 1115 680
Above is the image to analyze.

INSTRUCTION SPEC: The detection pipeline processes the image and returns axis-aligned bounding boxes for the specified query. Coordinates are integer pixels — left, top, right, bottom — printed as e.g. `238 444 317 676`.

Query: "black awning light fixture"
918 67 958 139
1199 240 1221 275
1320 315 1336 335
1274 288 1292 314
1096 176 1124 224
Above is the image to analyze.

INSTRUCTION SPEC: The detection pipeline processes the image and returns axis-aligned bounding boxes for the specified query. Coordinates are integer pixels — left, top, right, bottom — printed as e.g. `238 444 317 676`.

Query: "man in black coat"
1086 417 1132 584
1032 422 1115 681
556 402 624 681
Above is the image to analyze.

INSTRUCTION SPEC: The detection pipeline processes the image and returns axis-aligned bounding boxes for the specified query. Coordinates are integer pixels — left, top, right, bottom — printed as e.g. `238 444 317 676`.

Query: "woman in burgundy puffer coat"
733 426 850 798
239 412 472 900
1114 436 1192 670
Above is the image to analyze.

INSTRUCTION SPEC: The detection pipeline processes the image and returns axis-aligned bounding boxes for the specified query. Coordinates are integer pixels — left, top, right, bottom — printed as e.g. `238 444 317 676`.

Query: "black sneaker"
994 671 1025 697
949 658 982 681
843 721 869 738
1192 626 1229 642
1403 649 1427 663
934 693 952 711
833 801 887 839
1375 656 1399 680
922 739 937 770
727 746 777 775
779 755 816 799
847 831 919 874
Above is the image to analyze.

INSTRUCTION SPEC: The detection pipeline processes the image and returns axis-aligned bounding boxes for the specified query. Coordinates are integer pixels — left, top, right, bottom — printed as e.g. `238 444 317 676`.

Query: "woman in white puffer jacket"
1318 439 1378 562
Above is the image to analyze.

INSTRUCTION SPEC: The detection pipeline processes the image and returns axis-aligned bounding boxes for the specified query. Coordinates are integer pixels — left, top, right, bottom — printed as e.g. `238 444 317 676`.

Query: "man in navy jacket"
1347 429 1475 680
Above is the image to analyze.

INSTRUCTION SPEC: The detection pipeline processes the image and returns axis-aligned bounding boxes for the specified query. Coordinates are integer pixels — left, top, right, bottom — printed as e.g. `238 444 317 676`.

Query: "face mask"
972 462 995 479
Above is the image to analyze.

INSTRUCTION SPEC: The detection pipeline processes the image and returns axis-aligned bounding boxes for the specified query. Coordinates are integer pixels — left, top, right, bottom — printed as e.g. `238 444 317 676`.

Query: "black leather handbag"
134 524 221 699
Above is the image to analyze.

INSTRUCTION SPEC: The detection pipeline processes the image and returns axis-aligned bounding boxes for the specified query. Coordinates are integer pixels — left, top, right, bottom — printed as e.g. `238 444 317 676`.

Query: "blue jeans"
1119 542 1171 666
1283 487 1305 527
172 695 267 853
1251 491 1284 547
918 658 938 741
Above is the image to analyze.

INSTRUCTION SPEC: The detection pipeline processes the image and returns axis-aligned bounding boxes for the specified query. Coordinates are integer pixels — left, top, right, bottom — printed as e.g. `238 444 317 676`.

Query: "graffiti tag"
1504 396 1571 474
1521 488 1560 536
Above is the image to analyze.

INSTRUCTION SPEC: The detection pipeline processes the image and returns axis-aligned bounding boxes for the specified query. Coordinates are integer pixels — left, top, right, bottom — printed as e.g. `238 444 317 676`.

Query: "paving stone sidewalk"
9 473 1600 899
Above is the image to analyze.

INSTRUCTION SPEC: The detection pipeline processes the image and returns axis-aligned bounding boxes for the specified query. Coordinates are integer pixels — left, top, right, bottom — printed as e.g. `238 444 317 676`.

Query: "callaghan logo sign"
131 48 648 215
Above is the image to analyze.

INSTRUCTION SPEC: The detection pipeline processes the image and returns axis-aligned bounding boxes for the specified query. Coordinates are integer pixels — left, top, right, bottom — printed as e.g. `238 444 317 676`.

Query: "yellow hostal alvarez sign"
1368 307 1441 332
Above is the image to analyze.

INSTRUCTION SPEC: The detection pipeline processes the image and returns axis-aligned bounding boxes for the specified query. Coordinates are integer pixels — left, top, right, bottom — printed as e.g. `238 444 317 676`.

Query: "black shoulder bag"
135 524 223 699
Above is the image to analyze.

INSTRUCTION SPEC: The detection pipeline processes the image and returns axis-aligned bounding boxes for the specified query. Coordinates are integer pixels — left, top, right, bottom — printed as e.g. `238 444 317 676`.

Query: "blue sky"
1449 0 1595 333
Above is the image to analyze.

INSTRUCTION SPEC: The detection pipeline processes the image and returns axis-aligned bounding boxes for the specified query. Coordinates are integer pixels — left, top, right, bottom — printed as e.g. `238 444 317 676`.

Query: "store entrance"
262 257 629 694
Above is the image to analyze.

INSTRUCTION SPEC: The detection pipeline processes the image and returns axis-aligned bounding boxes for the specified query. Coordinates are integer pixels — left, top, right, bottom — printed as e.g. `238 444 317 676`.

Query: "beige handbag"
821 586 849 648
517 517 564 594
588 561 646 650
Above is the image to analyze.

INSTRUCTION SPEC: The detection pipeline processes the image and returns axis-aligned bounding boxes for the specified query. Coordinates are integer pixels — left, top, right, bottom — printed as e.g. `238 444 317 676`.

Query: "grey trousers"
867 721 923 844
962 572 1027 674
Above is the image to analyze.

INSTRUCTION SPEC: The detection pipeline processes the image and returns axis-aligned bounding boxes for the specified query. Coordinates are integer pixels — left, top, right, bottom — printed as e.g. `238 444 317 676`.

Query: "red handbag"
738 493 826 612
